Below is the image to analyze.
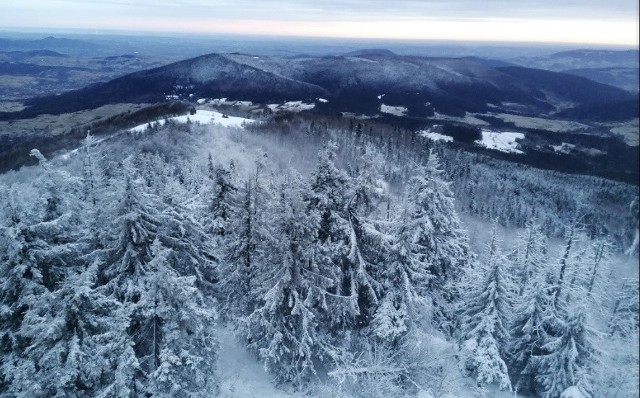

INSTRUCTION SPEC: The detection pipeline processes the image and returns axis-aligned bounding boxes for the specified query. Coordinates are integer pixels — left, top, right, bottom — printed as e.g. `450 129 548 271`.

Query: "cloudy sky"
1 0 638 45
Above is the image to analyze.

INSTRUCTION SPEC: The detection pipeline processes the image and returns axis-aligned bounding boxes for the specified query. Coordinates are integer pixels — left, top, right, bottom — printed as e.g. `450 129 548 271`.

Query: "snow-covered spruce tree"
371 176 436 345
341 145 390 329
510 220 547 296
458 230 512 391
244 172 331 385
156 203 217 295
219 177 269 320
11 260 122 397
410 152 470 333
508 277 552 393
532 308 598 398
79 134 110 251
609 278 639 337
583 237 612 297
0 170 84 393
306 141 357 328
99 170 218 396
207 162 238 238
136 240 218 397
554 218 584 307
597 278 639 398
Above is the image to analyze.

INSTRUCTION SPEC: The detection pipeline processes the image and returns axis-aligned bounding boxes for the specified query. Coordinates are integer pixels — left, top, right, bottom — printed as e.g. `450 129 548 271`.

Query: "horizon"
1 0 638 47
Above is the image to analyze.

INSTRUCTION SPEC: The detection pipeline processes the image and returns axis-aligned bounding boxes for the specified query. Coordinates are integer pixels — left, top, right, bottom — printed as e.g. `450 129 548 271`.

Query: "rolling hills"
3 52 636 121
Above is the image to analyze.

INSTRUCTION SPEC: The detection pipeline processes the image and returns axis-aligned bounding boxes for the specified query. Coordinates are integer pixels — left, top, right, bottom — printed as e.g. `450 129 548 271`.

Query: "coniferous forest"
0 115 638 398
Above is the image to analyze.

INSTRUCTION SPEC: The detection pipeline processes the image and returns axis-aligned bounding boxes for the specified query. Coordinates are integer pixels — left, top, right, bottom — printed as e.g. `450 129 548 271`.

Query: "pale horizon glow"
1 0 638 46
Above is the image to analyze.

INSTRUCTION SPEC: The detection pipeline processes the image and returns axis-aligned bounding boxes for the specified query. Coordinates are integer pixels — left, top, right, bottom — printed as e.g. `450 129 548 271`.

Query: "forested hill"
0 114 637 397
3 52 635 120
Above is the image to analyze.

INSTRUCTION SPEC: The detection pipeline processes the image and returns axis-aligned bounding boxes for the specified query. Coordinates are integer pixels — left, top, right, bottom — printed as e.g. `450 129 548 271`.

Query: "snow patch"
317 98 329 103
209 98 254 107
267 101 315 112
560 386 588 398
218 327 295 398
420 131 453 142
476 130 524 154
129 110 254 133
380 104 407 116
552 142 576 154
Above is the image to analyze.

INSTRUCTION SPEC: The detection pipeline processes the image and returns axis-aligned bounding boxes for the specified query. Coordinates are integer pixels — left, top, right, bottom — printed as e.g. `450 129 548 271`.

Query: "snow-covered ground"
268 101 315 112
208 98 255 107
129 110 255 133
419 130 453 142
432 112 490 126
551 142 576 154
218 327 295 398
476 130 525 154
380 104 407 116
494 113 589 132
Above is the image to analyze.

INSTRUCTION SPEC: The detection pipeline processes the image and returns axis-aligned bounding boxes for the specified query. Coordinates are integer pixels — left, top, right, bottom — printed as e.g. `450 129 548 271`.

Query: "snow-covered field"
268 101 315 112
476 130 525 154
432 112 490 126
129 110 255 133
609 118 639 146
419 130 453 142
493 113 589 132
380 104 407 116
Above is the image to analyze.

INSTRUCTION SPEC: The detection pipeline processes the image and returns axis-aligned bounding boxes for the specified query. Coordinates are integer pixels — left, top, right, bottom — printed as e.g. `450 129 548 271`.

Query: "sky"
1 0 638 46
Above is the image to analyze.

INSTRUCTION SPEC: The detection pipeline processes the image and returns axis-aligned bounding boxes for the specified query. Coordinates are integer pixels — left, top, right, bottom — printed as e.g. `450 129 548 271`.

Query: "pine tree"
459 232 512 391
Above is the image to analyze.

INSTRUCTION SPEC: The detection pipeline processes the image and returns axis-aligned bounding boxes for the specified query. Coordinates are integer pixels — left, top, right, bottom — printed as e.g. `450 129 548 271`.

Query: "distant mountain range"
512 49 639 70
4 52 636 122
509 49 639 92
0 36 102 55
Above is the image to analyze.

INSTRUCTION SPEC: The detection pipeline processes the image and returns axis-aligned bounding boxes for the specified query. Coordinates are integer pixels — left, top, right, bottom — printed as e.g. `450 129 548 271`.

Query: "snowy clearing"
129 110 254 133
432 112 490 126
208 98 255 107
494 113 589 132
268 101 315 112
380 104 407 116
419 131 453 142
476 130 524 154
551 142 576 154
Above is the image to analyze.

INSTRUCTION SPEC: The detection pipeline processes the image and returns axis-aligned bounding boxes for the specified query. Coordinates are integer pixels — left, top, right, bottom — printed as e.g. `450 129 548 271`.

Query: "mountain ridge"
2 52 635 121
